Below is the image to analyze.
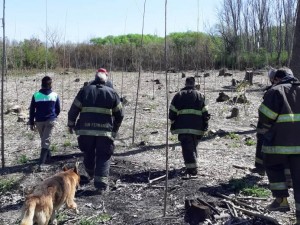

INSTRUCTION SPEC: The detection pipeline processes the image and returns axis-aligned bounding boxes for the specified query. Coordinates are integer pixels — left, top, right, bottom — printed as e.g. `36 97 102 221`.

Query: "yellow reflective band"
171 129 204 135
81 107 112 115
177 109 203 116
259 103 278 120
185 163 197 169
277 114 300 123
269 182 287 190
94 176 109 184
73 98 82 109
170 104 178 113
75 130 114 139
112 103 122 112
262 145 300 154
255 157 263 165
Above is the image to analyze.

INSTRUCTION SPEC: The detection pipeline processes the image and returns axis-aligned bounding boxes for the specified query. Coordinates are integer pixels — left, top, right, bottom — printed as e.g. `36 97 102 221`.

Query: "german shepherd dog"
20 164 80 225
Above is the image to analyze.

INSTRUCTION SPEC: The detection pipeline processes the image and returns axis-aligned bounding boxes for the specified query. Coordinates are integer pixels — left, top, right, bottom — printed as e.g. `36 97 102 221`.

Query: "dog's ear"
62 165 68 171
74 161 79 174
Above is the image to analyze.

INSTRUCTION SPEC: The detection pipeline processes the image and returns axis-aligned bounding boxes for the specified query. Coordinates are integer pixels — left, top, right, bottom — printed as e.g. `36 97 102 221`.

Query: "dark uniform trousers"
78 135 114 189
256 134 291 181
255 133 265 169
178 134 199 175
264 154 300 219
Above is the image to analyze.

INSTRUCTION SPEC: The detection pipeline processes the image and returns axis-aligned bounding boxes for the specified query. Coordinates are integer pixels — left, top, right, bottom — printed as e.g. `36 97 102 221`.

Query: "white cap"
96 72 108 82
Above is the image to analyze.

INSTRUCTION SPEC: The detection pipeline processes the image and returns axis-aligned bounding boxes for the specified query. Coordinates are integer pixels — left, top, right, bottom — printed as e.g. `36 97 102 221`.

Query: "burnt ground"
0 70 297 225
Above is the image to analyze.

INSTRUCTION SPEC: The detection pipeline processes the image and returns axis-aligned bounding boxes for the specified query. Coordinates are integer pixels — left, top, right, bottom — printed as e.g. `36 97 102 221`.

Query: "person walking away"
253 68 292 186
258 67 300 224
169 77 210 179
68 71 123 193
29 76 60 169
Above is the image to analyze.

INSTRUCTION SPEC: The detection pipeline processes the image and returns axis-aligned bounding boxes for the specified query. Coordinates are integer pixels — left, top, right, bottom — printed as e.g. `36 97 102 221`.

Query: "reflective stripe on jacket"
68 84 123 140
259 79 300 154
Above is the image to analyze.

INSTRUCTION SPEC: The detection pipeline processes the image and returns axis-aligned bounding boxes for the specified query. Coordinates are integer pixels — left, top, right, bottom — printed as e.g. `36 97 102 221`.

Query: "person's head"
268 68 277 84
185 77 195 87
41 76 52 89
95 68 108 84
272 67 294 84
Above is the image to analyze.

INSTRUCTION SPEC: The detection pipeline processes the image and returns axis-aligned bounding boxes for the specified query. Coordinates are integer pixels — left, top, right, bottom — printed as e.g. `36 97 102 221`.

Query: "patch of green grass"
169 135 177 142
26 132 35 141
79 214 112 225
0 177 19 194
56 212 67 223
63 140 72 147
245 138 256 146
50 144 58 153
18 154 29 164
241 185 271 197
226 132 240 140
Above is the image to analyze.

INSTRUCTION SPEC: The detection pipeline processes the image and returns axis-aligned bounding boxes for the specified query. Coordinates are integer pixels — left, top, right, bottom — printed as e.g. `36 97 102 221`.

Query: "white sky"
2 0 222 43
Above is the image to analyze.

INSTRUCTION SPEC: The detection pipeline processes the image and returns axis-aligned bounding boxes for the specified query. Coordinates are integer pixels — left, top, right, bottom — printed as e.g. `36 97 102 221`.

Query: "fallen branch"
225 200 280 225
148 174 166 184
217 193 262 212
197 198 220 215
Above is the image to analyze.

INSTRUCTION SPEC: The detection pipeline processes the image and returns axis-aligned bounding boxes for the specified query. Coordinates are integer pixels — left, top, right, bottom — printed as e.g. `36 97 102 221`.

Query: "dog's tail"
20 199 36 225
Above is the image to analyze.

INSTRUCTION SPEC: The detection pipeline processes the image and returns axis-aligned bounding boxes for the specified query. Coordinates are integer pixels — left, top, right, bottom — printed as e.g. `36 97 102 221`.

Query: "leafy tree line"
2 0 297 72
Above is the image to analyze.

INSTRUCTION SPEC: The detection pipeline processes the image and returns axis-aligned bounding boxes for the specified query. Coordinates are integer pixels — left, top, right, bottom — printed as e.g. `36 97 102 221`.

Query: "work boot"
250 167 265 176
95 184 109 195
39 148 49 165
266 197 290 212
182 168 198 180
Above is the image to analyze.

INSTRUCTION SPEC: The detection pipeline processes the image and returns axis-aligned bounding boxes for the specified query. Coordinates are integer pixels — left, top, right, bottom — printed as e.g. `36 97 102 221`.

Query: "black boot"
39 148 49 165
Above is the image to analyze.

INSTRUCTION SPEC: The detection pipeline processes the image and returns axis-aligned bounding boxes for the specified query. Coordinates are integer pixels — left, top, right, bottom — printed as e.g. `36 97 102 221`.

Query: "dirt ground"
0 69 297 225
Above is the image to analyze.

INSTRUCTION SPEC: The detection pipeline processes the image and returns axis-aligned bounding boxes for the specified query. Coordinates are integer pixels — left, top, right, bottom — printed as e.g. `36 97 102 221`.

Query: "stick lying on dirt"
197 198 220 215
223 200 280 225
148 174 166 184
217 193 262 212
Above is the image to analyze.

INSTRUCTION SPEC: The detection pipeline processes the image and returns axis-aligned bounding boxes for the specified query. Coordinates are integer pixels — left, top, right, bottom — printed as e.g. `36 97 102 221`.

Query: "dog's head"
62 163 80 187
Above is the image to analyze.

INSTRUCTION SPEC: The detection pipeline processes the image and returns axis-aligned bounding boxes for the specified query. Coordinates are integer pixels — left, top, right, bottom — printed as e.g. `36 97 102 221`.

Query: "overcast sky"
2 0 222 43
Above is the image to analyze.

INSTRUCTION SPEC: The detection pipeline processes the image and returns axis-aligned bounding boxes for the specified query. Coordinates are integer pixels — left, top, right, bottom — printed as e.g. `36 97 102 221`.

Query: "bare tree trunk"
290 1 300 78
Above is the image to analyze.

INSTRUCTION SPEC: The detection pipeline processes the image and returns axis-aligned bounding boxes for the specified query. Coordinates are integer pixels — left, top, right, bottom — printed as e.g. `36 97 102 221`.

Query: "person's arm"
55 95 61 117
112 92 124 137
67 90 83 132
201 95 210 131
29 95 35 126
169 94 178 125
258 89 282 136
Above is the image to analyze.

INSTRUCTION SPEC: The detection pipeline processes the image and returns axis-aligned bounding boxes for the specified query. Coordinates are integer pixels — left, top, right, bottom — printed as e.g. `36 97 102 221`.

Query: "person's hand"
68 127 74 134
203 123 208 132
30 125 36 131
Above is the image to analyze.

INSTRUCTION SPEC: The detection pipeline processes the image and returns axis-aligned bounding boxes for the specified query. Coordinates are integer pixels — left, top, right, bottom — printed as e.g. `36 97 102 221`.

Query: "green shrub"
242 185 271 197
0 178 19 194
18 155 29 164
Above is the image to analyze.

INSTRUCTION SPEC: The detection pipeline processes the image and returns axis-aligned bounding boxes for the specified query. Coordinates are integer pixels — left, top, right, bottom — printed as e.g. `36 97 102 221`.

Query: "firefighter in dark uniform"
169 77 210 179
68 71 123 193
258 67 300 224
253 69 292 186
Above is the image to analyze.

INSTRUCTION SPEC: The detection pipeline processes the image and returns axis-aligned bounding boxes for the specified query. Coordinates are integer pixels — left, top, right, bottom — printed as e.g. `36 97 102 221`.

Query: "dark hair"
274 67 294 79
185 77 195 86
41 76 52 88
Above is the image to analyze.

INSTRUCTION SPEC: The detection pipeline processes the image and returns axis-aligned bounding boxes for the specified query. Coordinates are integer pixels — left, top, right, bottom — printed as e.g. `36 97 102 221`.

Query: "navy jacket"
29 89 60 125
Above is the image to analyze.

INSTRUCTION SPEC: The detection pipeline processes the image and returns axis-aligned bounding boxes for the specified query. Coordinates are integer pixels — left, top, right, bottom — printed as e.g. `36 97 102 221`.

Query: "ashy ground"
0 69 297 224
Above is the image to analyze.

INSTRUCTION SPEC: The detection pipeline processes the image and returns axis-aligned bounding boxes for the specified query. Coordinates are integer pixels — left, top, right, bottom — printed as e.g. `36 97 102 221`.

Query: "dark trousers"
78 135 114 189
178 134 199 175
264 154 300 219
255 134 264 169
